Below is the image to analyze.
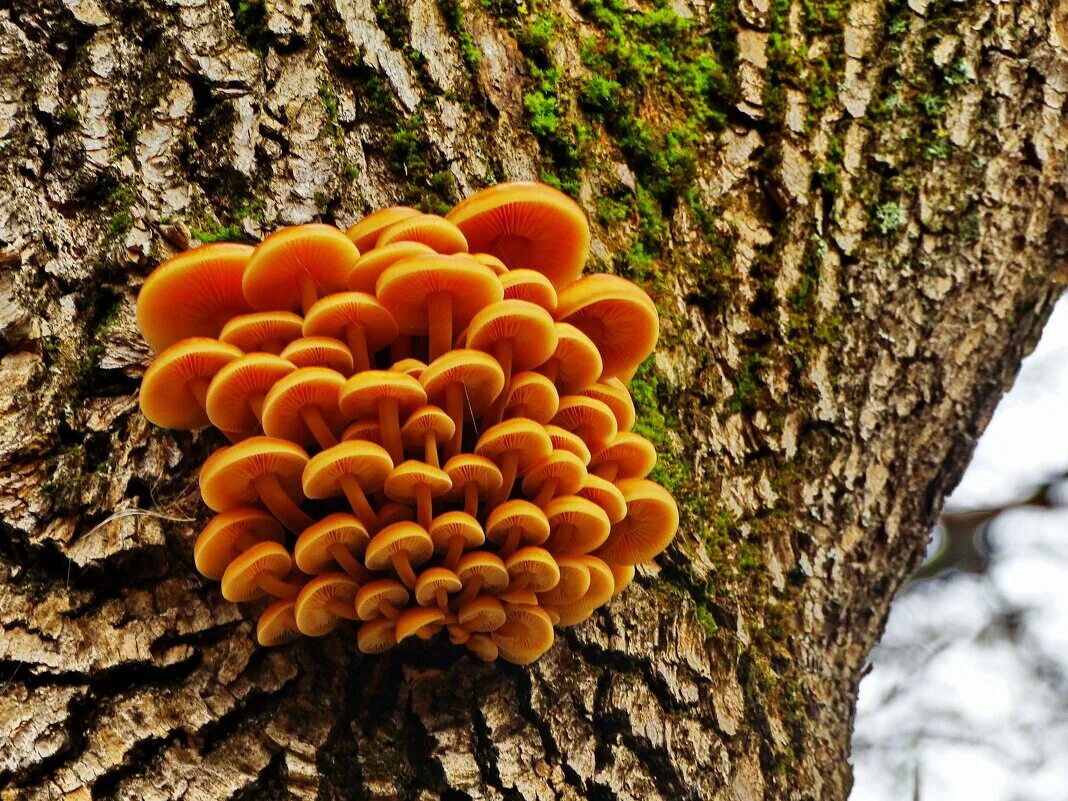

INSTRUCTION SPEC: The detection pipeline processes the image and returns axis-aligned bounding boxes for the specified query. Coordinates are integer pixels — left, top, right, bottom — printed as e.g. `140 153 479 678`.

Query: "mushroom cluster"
136 182 679 665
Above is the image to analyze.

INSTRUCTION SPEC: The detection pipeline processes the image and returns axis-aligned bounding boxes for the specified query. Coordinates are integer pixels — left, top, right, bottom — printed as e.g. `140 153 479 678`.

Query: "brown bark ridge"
0 0 1064 797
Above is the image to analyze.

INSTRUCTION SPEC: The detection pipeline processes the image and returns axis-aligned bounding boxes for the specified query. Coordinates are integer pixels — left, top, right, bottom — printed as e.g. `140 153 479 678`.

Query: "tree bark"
0 0 1064 798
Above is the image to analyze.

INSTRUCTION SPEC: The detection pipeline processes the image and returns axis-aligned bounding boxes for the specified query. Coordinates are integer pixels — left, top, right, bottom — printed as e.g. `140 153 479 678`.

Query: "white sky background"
850 296 1068 801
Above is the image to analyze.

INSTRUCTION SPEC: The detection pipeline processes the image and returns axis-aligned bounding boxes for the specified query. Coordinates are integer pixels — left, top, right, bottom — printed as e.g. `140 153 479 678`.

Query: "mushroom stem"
299 273 319 315
456 575 483 606
379 600 402 620
435 587 449 609
339 476 380 531
500 528 521 558
533 478 559 508
539 359 559 383
391 335 411 362
492 450 519 507
252 473 313 533
507 574 532 594
325 599 360 620
415 483 433 530
300 406 338 449
328 544 370 580
463 482 479 517
391 554 418 589
189 377 210 410
424 434 440 469
427 292 453 361
445 383 465 458
444 537 465 570
248 394 265 422
593 463 619 482
255 572 302 600
378 398 404 465
345 324 371 372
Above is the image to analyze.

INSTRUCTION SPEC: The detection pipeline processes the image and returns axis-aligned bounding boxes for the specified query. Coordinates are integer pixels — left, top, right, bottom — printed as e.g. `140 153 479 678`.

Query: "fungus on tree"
595 479 680 565
545 495 611 554
194 507 285 581
443 454 503 518
280 336 354 373
302 292 398 372
420 350 505 458
261 367 348 450
220 541 305 602
347 241 434 294
501 371 559 424
400 405 454 468
345 205 420 251
219 311 304 354
383 460 452 529
376 213 469 254
302 441 393 531
364 521 435 590
294 573 361 636
139 338 242 430
206 353 295 435
339 370 427 466
257 599 301 647
294 513 371 580
537 323 603 395
485 500 550 558
428 511 484 570
475 419 552 505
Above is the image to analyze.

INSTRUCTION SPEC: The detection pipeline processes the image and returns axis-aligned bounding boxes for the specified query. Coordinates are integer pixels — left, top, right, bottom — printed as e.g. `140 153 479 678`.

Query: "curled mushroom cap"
429 511 484 569
137 243 254 351
577 474 628 524
466 633 499 661
521 450 588 507
206 353 295 434
342 419 382 444
549 555 615 626
458 596 506 632
537 555 592 605
556 274 659 381
443 454 503 517
261 367 348 450
421 350 506 457
400 405 455 468
346 206 421 251
140 338 242 429
538 323 603 395
295 573 360 636
339 370 428 466
396 606 447 642
364 521 435 589
485 500 550 556
376 213 469 254
414 566 463 608
294 513 370 577
356 578 410 620
257 599 301 647
595 479 679 565
580 378 635 432
280 336 354 373
390 358 427 380
470 253 509 275
492 603 556 664
475 419 553 505
303 292 398 372
545 495 611 554
551 395 618 453
302 441 393 530
348 241 434 293
543 425 592 465
220 311 304 354
221 540 297 602
194 507 285 580
446 182 589 288
384 461 452 529
499 269 558 313
502 372 559 424
591 432 657 481
243 224 359 313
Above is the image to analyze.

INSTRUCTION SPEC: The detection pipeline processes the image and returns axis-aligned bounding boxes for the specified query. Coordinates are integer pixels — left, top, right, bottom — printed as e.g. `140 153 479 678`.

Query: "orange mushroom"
536 556 592 606
221 541 304 601
443 454 503 518
206 353 295 435
580 378 636 432
376 213 469 254
454 550 510 605
521 450 588 507
261 367 348 450
544 496 611 554
294 513 371 580
390 358 427 380
501 371 559 424
395 606 448 642
356 578 410 620
414 566 463 609
501 547 560 599
465 633 499 662
551 396 618 454
364 521 435 590
194 507 285 581
302 292 398 372
491 603 556 664
576 474 628 524
595 479 679 565
499 269 558 313
280 336 354 374
219 311 304 354
243 224 359 314
457 595 506 633
590 432 657 481
378 501 415 527
347 241 435 293
345 206 420 251
547 555 615 627
342 419 382 445
429 511 485 570
400 405 455 468
136 243 254 351
420 350 505 458
257 599 301 646
383 461 452 529
470 253 508 275
446 182 589 288
608 562 635 596
537 323 603 394
294 573 361 636
544 424 592 465
140 338 241 430
475 419 552 506
485 500 550 558
358 618 398 653
339 370 427 466
302 441 393 531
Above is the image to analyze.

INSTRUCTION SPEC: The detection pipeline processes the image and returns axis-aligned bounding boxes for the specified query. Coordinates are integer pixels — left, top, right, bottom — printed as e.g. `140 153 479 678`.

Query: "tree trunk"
0 0 1064 798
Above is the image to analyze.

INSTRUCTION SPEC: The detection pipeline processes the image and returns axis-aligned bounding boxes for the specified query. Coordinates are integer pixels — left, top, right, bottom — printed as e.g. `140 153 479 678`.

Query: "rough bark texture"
0 0 1065 798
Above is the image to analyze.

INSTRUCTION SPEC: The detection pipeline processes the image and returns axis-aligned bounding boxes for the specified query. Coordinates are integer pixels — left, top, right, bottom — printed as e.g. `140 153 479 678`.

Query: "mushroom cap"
520 451 588 499
378 501 415 526
302 441 393 498
576 474 628 524
595 479 679 564
465 300 558 371
200 436 308 512
357 617 398 653
580 379 635 432
364 522 435 573
194 507 285 580
542 323 603 394
455 550 510 592
137 243 254 351
458 596 506 632
342 419 382 444
294 513 370 574
550 555 615 626
221 540 293 602
348 241 435 293
536 555 592 605
219 311 304 353
400 405 455 450
543 425 592 465
551 396 618 451
545 495 611 554
395 606 447 642
140 338 242 429
556 274 659 380
261 367 348 448
502 372 559 424
376 254 502 336
420 350 505 417
470 253 509 275
280 336 354 373
474 419 552 471
446 182 589 288
504 547 560 592
390 358 427 379
376 213 469 254
257 599 301 646
243 224 359 311
608 562 635 596
466 633 499 661
492 603 556 665
384 461 452 503
485 500 550 548
356 578 410 620
345 206 421 251
295 572 360 636
414 566 463 606
428 511 485 555
591 432 657 479
302 292 398 352
339 370 427 421
499 269 558 312
206 353 296 433
443 455 503 502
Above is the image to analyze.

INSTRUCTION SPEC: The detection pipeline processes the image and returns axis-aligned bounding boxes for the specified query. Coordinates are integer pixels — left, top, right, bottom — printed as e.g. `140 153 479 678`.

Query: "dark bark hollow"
0 0 1064 799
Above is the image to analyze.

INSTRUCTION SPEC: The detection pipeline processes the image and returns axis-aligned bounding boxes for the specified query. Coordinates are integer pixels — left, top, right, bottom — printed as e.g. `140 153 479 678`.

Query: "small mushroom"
536 556 592 606
194 507 285 580
446 182 590 288
457 595 506 632
576 474 628 524
474 419 552 506
443 454 503 518
546 555 615 627
376 213 469 254
465 633 499 661
261 367 348 450
383 461 452 529
220 311 304 354
243 224 360 314
590 432 657 481
491 603 556 665
595 479 679 565
501 372 559 424
485 500 550 558
544 496 611 554
608 562 635 596
395 606 448 642
347 241 435 293
501 547 560 599
454 550 510 605
499 269 558 312
470 253 509 275
294 573 361 636
521 450 588 507
420 350 505 458
390 358 427 379
257 599 301 647
346 206 421 251
302 292 398 372
294 513 371 580
200 437 312 533
579 378 635 432
139 338 242 430
357 618 398 654
400 405 455 468
429 511 485 570
414 566 463 609
551 395 618 454
280 336 354 373
221 541 305 601
356 578 410 620
537 323 603 394
206 353 296 435
136 242 254 351
342 419 382 444
556 274 659 381
544 424 592 465
339 370 427 466
302 441 393 531
364 521 435 590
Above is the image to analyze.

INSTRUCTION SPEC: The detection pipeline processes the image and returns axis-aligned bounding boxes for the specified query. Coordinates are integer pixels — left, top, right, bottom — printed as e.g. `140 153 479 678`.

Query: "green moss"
191 194 265 243
437 0 482 75
873 201 903 234
385 113 455 213
228 0 272 54
629 358 692 496
318 82 360 181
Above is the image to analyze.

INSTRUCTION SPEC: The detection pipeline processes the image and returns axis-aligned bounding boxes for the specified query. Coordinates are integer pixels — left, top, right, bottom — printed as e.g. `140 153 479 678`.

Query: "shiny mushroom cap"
591 432 657 480
261 367 348 448
294 513 370 574
521 450 588 500
395 606 447 642
414 566 463 606
220 311 304 353
580 379 636 432
485 500 550 549
455 550 510 593
390 358 427 379
608 562 636 596
536 555 593 605
339 370 427 420
576 474 628 524
348 241 435 293
465 300 558 371
221 540 293 602
206 353 295 433
200 436 308 512
280 336 354 373
136 243 254 351
540 323 603 394
243 224 359 312
400 406 455 451
140 338 241 429
551 396 618 452
376 213 469 254
466 633 499 661
342 419 382 444
376 254 502 336
364 522 435 573
502 371 560 424
474 419 553 472
446 182 590 288
492 603 556 664
357 618 398 653
545 495 611 554
378 501 415 526
420 350 506 418
543 425 592 465
294 573 360 636
595 478 679 565
458 596 506 632
302 441 393 499
470 253 509 275
194 507 285 580
428 511 485 556
550 555 615 626
383 461 452 504
257 599 301 646
443 455 503 502
499 269 558 312
345 206 421 251
356 578 410 620
504 547 560 592
302 292 398 353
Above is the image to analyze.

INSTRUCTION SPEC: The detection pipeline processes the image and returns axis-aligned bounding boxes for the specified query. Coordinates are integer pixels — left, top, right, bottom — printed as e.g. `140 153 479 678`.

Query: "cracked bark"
0 0 1065 799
